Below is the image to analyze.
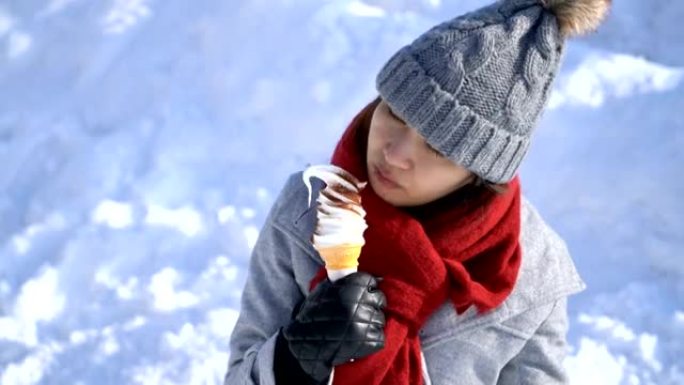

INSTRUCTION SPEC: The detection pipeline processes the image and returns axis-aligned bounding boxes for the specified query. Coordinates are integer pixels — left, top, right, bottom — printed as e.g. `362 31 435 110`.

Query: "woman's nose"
383 139 412 170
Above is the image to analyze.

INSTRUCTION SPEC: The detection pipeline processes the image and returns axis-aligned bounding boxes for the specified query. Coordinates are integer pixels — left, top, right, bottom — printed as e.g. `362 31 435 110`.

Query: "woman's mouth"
373 165 400 189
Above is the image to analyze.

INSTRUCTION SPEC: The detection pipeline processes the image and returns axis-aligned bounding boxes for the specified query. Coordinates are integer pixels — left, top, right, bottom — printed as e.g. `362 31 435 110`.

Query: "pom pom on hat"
543 0 612 37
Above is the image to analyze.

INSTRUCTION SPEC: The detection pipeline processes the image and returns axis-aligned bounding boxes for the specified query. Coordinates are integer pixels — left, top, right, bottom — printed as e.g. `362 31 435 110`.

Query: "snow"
578 313 637 342
14 267 65 324
0 9 14 37
144 205 204 237
217 206 237 224
40 0 80 17
243 226 260 251
346 1 387 18
565 338 626 385
0 267 66 346
0 343 62 385
549 52 684 109
102 0 152 35
7 31 32 58
239 208 256 220
92 200 134 229
1 0 683 384
676 312 684 324
148 267 200 312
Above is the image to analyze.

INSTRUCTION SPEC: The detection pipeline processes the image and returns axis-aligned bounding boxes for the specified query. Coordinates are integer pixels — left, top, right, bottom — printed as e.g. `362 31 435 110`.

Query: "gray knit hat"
376 0 611 183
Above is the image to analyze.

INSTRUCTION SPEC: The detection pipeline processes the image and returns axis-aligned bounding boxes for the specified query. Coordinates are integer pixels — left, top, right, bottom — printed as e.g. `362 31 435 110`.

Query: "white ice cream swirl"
302 165 368 248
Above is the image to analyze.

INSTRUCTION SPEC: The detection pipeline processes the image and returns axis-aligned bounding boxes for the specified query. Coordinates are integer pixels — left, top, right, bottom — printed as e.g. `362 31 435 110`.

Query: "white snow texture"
0 0 683 384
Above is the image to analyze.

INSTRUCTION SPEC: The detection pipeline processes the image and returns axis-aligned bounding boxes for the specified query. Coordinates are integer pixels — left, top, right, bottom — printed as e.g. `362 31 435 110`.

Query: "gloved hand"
281 272 387 382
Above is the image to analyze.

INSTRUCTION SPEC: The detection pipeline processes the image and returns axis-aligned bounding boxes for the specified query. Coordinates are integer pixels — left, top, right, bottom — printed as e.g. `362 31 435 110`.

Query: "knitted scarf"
309 103 522 385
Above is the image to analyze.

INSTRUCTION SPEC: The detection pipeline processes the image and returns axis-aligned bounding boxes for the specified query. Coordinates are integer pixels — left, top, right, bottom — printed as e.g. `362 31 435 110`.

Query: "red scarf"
309 103 522 385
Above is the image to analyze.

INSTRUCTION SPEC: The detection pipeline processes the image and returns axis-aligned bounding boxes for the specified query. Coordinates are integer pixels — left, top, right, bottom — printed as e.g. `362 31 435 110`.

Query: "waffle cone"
317 244 362 270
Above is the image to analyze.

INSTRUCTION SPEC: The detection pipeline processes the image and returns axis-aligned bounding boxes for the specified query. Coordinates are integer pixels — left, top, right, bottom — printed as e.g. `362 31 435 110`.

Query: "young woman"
224 0 611 384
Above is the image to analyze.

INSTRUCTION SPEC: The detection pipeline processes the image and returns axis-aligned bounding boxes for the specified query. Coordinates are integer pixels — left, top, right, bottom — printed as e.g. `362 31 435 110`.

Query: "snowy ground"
0 1 682 384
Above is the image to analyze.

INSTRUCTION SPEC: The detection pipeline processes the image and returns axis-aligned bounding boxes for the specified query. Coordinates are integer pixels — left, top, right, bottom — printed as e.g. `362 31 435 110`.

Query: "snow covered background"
1 0 683 384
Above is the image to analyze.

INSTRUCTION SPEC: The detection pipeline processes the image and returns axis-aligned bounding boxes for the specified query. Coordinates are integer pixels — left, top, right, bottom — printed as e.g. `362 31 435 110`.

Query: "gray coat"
224 172 585 385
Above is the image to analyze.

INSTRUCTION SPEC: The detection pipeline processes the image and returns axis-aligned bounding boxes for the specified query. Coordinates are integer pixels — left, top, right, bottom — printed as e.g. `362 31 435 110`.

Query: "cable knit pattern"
376 0 565 183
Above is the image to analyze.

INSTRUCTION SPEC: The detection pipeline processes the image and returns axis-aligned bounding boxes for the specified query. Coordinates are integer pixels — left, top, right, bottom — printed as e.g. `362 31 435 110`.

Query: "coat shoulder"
268 171 322 262
268 171 318 234
419 197 585 348
270 171 310 219
510 196 586 313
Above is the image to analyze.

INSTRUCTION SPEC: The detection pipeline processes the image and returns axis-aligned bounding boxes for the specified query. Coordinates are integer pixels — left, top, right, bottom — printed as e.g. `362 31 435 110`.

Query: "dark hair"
472 175 509 195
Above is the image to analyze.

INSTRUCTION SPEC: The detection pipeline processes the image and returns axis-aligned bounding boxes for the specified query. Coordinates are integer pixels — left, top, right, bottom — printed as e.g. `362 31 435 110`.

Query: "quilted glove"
281 272 387 382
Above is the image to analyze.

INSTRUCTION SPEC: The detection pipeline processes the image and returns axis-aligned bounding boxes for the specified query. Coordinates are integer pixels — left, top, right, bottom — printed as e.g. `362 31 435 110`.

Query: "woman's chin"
369 178 402 206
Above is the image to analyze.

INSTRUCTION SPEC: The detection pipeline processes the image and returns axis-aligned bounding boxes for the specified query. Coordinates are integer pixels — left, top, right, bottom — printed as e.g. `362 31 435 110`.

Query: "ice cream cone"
317 244 362 282
303 164 368 282
317 244 362 270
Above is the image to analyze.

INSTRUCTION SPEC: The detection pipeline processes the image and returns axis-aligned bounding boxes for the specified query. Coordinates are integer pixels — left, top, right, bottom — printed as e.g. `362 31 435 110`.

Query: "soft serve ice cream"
302 165 368 282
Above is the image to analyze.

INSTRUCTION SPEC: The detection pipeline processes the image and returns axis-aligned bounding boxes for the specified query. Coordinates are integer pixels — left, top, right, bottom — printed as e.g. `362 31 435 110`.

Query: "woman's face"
366 99 474 207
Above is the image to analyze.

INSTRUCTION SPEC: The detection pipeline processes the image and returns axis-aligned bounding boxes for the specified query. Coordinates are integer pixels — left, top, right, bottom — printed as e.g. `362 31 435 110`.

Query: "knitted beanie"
376 0 611 183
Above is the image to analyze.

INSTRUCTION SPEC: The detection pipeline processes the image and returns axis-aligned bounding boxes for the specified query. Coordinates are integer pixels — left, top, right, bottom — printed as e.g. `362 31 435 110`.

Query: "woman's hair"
473 176 509 195
361 96 509 195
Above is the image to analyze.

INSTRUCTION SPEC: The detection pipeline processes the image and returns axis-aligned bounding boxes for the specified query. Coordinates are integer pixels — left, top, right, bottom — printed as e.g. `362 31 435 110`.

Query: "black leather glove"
281 272 387 382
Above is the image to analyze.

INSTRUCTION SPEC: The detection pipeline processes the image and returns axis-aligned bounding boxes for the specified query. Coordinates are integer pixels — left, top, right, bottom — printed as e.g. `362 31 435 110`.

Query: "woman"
224 0 611 384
